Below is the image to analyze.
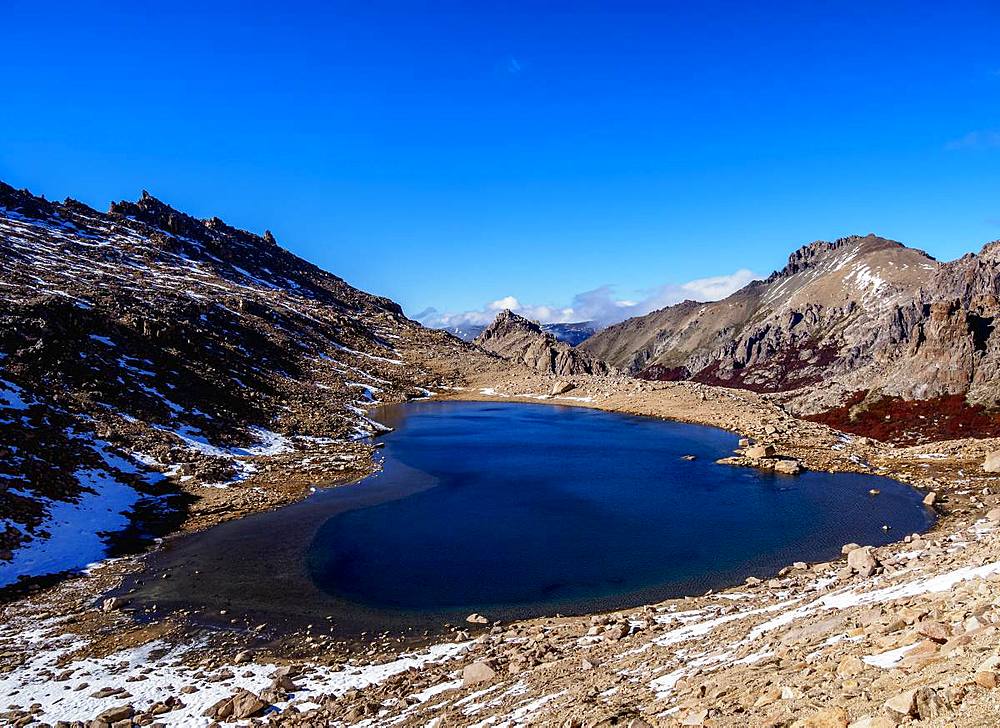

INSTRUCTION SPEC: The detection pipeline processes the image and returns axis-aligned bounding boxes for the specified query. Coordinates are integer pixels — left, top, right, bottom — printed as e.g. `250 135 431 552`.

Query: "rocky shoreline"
3 373 1000 727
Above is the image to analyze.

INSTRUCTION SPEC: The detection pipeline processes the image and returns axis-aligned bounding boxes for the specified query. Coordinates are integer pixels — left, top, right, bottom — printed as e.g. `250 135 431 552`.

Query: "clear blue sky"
3 1 1000 322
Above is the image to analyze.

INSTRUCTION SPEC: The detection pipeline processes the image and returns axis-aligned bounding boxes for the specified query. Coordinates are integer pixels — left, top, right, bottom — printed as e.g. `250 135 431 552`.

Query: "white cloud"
415 268 759 331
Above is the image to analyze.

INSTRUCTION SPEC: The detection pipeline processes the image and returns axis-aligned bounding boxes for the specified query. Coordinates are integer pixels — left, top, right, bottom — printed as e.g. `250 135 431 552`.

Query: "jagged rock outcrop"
580 234 1000 440
474 310 612 377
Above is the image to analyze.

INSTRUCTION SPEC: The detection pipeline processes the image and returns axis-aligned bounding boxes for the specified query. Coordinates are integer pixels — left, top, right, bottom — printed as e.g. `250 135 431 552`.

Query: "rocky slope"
580 234 1000 443
474 309 612 376
0 181 480 592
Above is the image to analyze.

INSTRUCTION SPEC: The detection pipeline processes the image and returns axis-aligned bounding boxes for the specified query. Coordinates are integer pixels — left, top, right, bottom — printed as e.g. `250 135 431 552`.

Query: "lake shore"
3 370 1000 726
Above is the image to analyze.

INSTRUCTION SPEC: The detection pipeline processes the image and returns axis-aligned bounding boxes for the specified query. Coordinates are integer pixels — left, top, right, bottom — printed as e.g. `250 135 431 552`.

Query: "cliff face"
581 234 1000 424
474 309 612 377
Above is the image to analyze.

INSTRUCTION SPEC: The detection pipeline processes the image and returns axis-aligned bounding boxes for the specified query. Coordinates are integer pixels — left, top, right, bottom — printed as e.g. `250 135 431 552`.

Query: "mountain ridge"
0 180 485 589
580 233 1000 442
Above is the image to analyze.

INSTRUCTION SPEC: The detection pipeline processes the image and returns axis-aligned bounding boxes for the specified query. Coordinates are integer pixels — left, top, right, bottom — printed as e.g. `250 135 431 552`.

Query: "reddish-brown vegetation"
806 391 1000 445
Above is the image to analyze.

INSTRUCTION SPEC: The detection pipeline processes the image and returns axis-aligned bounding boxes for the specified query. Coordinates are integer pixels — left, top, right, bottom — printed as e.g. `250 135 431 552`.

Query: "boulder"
975 671 998 689
987 507 1000 523
551 381 575 395
922 491 937 506
679 709 709 726
230 689 268 719
773 459 803 475
465 613 488 624
746 444 776 459
984 450 1000 473
837 655 865 677
96 706 133 724
884 688 918 716
462 661 497 687
792 706 849 728
847 717 900 728
917 621 949 642
847 546 879 577
100 597 125 612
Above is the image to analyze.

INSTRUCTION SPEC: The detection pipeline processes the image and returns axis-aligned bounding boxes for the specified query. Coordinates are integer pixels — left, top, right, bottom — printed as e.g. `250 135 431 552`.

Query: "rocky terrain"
580 234 1000 444
5 183 1000 728
474 309 612 376
0 181 493 594
3 370 1000 727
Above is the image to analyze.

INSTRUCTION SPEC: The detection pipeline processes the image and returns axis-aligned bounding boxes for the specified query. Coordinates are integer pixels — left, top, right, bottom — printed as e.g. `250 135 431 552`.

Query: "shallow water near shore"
128 401 934 635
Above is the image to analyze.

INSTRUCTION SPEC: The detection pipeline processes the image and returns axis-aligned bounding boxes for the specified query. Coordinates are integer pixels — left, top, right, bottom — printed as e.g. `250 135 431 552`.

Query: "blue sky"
3 1 999 326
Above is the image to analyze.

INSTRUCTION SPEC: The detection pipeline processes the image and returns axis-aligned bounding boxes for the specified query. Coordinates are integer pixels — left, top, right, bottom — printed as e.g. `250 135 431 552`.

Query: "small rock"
984 450 1000 473
884 688 918 716
917 621 949 642
847 546 879 577
465 613 488 624
230 689 268 719
837 655 865 677
462 661 497 687
975 671 998 689
679 708 709 726
922 491 937 506
96 706 133 724
793 706 849 728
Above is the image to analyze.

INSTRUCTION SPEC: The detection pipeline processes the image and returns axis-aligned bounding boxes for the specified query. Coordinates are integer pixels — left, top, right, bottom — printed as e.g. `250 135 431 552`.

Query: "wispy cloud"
416 268 760 330
945 130 1000 150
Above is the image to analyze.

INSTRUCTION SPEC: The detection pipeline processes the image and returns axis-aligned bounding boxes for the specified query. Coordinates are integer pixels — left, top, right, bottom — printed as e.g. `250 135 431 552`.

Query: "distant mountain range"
444 320 598 345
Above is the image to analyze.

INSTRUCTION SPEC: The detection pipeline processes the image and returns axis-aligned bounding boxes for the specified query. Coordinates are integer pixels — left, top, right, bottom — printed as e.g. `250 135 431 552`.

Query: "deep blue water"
305 401 934 615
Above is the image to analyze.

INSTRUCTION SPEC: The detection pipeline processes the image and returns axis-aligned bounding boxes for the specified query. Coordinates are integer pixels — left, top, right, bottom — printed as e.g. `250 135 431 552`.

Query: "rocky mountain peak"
475 309 613 377
477 309 543 340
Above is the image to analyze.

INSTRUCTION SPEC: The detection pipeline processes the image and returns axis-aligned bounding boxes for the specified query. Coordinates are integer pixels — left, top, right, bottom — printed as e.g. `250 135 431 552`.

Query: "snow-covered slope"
0 182 471 589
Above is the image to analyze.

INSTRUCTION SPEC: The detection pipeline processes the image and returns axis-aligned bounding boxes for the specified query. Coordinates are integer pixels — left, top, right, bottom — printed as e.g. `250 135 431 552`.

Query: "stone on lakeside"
773 458 803 475
465 613 488 624
847 546 878 577
551 380 575 395
841 543 861 555
462 661 497 687
922 491 937 506
745 444 776 459
984 450 1000 473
